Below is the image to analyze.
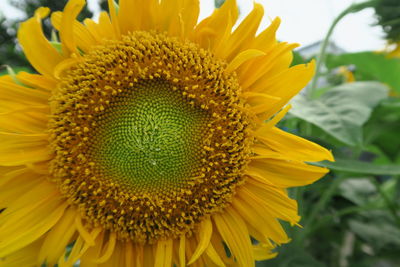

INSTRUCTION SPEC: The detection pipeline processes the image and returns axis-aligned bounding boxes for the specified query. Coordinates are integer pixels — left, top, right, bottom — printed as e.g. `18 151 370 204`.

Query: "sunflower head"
49 30 252 242
0 0 333 266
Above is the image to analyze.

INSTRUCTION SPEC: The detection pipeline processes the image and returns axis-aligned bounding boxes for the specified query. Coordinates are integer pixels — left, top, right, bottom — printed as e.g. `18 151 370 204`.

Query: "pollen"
49 31 252 243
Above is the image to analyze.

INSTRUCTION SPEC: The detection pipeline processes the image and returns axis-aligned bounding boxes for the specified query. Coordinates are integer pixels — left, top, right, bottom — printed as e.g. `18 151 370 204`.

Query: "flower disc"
91 79 210 196
49 31 252 242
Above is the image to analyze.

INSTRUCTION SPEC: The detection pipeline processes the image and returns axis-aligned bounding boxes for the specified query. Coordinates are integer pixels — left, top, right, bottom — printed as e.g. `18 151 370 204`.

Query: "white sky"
0 0 386 52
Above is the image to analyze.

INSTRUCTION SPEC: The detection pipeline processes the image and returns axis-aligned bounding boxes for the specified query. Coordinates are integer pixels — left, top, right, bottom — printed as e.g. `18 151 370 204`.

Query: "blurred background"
1 0 399 267
0 0 390 70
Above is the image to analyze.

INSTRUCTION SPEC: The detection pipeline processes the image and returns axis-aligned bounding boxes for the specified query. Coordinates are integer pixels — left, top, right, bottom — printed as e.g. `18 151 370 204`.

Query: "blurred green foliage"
374 0 400 42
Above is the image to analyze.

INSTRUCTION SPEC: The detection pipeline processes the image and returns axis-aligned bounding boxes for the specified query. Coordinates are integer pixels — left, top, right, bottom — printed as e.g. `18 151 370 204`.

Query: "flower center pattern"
49 31 252 243
92 79 210 195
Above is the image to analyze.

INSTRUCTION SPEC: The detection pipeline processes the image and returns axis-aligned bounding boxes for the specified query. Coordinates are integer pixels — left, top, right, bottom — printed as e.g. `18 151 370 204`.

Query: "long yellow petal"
125 241 134 267
193 0 238 50
213 207 254 267
257 127 334 162
59 0 85 56
239 42 298 90
0 199 67 257
16 72 55 91
251 17 281 51
251 61 315 115
0 238 44 267
18 7 64 78
38 207 78 266
232 193 290 244
180 0 200 38
204 242 226 267
221 3 264 61
93 232 117 263
239 180 300 223
188 218 213 264
179 235 186 267
79 230 105 266
107 0 120 38
225 49 266 74
0 75 50 103
51 11 97 53
253 244 278 261
83 12 116 42
249 152 329 186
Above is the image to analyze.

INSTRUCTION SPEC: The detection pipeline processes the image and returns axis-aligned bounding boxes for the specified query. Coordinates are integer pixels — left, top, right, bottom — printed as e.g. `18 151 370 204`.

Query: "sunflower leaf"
312 158 400 175
326 52 400 92
289 82 389 146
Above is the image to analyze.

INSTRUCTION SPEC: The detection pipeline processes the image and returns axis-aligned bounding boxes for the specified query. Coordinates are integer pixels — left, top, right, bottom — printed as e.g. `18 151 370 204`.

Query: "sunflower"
0 0 333 266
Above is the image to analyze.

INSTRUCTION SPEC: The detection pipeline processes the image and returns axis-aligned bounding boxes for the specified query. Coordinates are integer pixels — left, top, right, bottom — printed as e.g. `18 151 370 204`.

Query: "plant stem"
370 177 400 226
296 175 346 243
308 0 377 98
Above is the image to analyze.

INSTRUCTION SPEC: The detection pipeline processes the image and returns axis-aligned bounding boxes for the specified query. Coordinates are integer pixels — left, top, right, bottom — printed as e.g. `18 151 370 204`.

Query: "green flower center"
91 79 209 195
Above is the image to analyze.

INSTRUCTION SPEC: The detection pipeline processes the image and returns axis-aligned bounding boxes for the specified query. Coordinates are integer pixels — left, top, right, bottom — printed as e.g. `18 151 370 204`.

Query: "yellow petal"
188 218 213 264
253 244 278 261
0 198 67 257
154 239 173 267
84 12 116 42
118 0 159 32
239 42 298 90
59 0 85 56
238 181 300 224
107 0 120 38
225 49 266 74
18 8 64 79
79 229 105 266
16 72 55 91
232 193 290 244
125 241 134 267
180 0 200 38
93 232 117 263
51 11 97 53
257 127 334 162
38 207 78 266
251 17 281 52
0 75 50 103
193 0 238 50
179 235 186 267
75 215 95 247
251 61 315 115
213 207 254 267
204 242 226 267
221 3 264 61
0 237 44 267
248 156 329 188
242 92 281 116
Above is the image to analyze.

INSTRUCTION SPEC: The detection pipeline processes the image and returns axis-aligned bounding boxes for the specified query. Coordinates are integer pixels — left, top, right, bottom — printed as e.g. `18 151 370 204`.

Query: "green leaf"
326 52 400 92
257 243 326 267
338 178 377 205
313 158 400 175
291 51 306 66
348 211 400 250
364 98 400 160
289 82 388 146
